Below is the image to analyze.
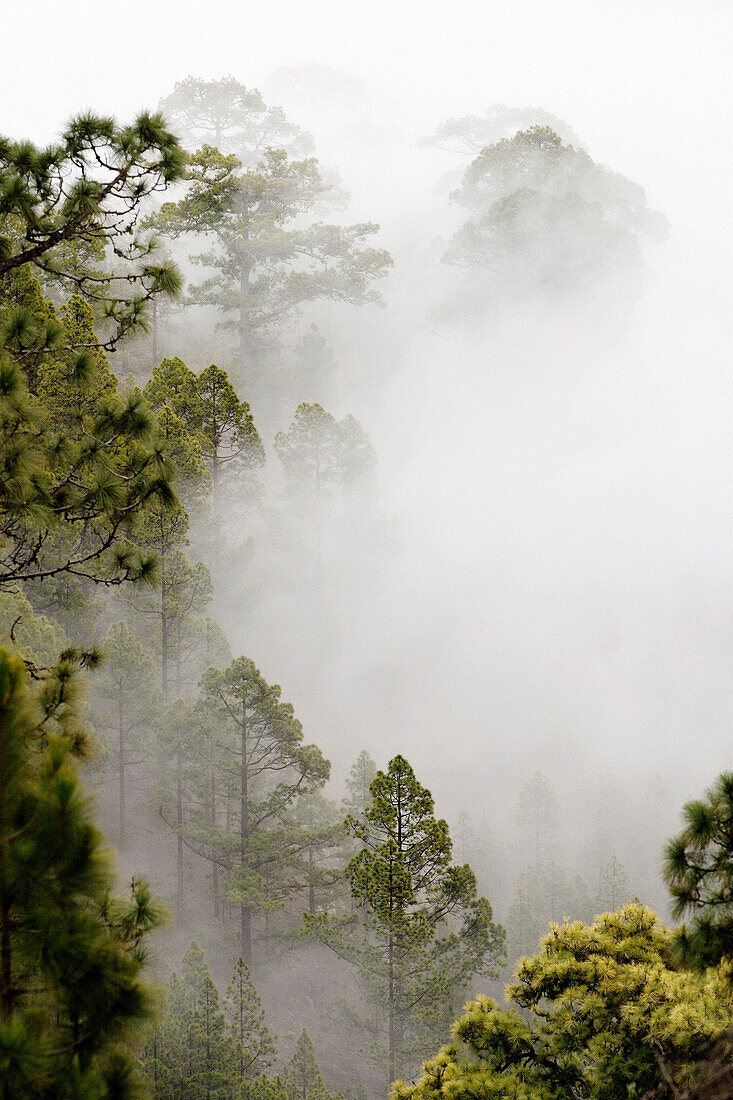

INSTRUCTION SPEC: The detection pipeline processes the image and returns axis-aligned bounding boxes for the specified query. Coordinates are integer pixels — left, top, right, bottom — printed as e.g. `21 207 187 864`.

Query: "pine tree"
307 755 505 1085
0 298 178 589
224 957 276 1079
342 751 377 819
275 404 375 499
0 112 185 346
288 1029 324 1100
145 357 264 504
443 124 664 295
664 771 733 967
125 498 212 699
169 657 330 964
95 619 161 847
596 853 630 913
153 147 391 370
513 770 559 864
396 906 731 1100
0 647 163 1098
159 76 313 166
146 944 236 1099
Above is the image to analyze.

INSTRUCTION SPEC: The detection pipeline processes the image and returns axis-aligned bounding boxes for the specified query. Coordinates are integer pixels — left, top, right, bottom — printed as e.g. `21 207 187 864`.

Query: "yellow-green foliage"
394 905 732 1100
0 589 69 667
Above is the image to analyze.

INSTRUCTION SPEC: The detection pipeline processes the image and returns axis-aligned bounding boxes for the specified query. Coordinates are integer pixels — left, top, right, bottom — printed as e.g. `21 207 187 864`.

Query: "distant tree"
145 356 264 502
0 112 185 347
153 146 391 368
443 125 665 296
445 187 641 290
125 497 212 698
160 75 313 165
275 403 376 497
664 771 733 968
308 754 505 1085
342 750 377 819
224 956 277 1080
156 697 200 912
173 656 330 964
185 941 233 1097
96 619 161 847
595 852 631 913
121 400 212 698
147 943 235 1099
420 105 583 155
506 861 592 961
452 126 654 233
288 790 346 915
452 812 476 864
289 324 335 400
0 647 163 1099
513 769 559 863
288 1029 324 1100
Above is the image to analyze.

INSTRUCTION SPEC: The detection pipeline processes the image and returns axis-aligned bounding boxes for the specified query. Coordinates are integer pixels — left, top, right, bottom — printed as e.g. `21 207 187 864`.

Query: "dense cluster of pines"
0 77 730 1100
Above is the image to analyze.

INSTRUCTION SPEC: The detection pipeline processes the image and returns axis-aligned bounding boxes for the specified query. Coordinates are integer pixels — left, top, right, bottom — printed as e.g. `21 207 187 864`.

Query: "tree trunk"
240 701 251 965
308 847 316 914
177 743 184 915
118 698 125 849
238 252 254 375
151 297 158 369
161 553 169 698
388 929 396 1087
209 742 219 919
0 728 11 1035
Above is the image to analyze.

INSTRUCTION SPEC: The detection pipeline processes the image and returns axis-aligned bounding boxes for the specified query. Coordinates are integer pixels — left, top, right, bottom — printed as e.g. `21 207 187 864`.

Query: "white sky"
2 0 731 229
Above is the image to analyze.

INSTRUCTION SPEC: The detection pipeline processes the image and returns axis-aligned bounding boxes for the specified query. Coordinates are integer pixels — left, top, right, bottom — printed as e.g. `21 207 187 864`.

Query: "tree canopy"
0 112 185 347
394 905 732 1100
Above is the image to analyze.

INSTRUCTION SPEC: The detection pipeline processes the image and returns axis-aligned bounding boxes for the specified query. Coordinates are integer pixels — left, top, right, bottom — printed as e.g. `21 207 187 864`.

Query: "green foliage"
664 771 733 968
444 125 665 294
167 656 330 962
421 105 582 154
224 956 277 1079
0 275 178 590
145 942 281 1098
95 620 162 846
0 111 185 346
453 126 654 230
0 646 164 1098
288 791 347 915
288 1029 324 1100
275 404 375 496
153 145 391 364
159 76 313 165
145 357 264 498
307 755 505 1084
0 588 69 668
394 905 733 1100
342 750 377 819
122 438 212 698
147 944 231 1099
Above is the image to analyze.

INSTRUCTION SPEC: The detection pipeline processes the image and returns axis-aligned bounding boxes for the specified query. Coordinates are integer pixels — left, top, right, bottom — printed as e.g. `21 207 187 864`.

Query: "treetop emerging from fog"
159 75 314 166
443 124 666 298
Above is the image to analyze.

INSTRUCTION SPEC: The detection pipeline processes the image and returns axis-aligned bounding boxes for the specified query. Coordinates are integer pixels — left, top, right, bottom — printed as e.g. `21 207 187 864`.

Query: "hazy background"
4 0 733 914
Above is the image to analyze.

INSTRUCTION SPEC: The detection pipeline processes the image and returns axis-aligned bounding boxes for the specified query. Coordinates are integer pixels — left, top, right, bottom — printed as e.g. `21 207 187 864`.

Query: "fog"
4 0 733 1084
8 0 731 837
